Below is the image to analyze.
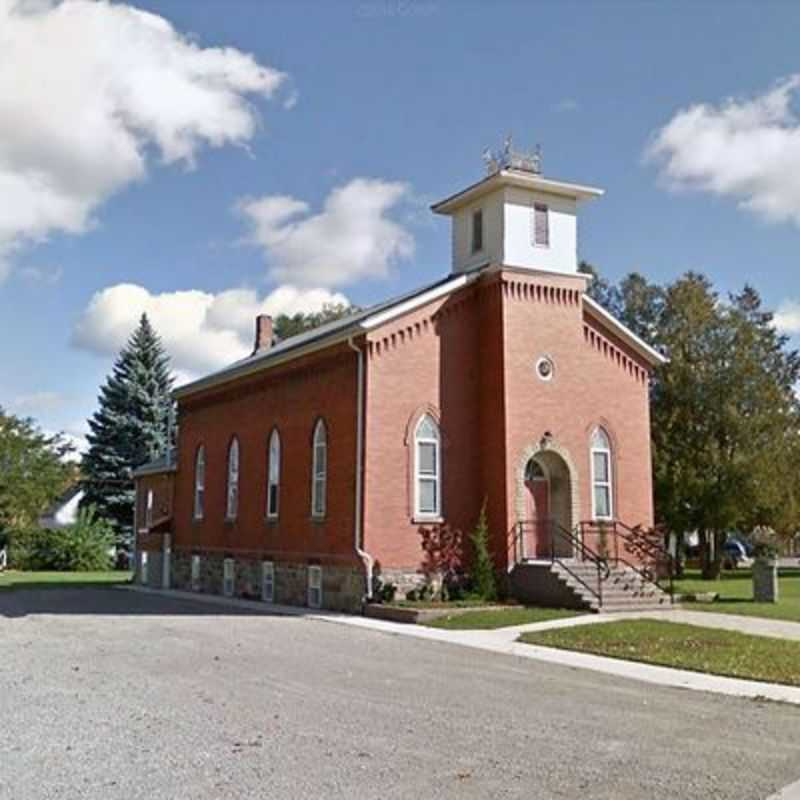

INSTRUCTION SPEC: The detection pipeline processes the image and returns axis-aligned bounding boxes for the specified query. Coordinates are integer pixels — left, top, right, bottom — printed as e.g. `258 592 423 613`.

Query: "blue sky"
3 0 800 451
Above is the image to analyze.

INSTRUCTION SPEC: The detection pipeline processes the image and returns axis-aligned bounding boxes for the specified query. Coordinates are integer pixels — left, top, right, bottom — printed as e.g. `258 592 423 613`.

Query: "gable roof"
133 448 178 477
582 296 667 366
173 270 480 399
173 266 665 400
431 169 604 215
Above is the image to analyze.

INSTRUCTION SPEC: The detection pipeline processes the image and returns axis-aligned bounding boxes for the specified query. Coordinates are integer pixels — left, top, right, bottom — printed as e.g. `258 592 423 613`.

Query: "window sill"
265 515 279 525
413 515 444 525
310 515 327 524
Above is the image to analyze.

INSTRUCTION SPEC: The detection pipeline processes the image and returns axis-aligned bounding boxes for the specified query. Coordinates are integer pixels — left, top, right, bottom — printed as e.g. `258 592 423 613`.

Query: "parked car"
722 538 753 570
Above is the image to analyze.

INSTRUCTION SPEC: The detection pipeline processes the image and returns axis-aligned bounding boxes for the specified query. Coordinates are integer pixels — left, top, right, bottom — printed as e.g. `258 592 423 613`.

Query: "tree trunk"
700 529 722 580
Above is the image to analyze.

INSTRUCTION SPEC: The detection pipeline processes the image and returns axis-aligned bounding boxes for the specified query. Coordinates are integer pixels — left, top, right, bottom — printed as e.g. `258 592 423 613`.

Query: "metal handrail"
578 520 675 603
515 520 609 606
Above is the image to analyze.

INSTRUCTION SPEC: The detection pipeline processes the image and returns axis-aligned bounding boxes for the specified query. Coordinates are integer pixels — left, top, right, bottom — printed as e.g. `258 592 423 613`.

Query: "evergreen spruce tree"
82 314 174 546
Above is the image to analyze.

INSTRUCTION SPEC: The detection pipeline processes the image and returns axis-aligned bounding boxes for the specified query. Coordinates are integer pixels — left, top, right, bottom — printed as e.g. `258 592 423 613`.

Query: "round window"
536 356 554 381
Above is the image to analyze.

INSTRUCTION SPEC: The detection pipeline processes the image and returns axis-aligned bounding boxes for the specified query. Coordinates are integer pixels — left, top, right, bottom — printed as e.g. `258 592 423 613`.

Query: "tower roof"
431 168 604 215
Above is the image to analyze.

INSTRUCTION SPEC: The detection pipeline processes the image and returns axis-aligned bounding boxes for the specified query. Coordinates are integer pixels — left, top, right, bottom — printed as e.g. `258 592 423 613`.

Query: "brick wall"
172 343 361 572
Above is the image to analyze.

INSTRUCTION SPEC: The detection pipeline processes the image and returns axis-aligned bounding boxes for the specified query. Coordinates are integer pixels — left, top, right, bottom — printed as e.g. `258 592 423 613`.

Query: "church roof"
173 265 665 401
173 269 481 399
431 168 604 215
133 448 178 477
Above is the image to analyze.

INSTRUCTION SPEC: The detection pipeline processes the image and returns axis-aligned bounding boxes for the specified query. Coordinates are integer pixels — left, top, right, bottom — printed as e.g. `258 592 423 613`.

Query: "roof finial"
483 135 542 176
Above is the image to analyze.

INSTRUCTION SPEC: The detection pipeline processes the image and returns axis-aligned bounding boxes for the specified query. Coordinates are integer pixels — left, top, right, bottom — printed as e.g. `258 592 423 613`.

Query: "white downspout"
348 336 374 602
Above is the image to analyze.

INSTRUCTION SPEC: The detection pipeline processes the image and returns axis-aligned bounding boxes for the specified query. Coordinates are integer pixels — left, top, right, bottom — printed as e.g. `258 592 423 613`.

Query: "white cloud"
17 264 64 285
0 0 287 280
72 283 350 381
773 300 800 334
7 391 64 415
647 76 800 225
237 178 415 287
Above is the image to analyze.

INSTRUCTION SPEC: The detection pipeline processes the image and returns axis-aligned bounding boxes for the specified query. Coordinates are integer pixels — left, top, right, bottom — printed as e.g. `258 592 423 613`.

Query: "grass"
520 619 800 686
391 598 503 609
674 568 800 623
424 606 583 630
0 570 132 591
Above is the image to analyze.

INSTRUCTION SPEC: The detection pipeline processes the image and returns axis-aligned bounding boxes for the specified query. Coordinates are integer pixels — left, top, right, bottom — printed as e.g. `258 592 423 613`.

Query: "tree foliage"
273 303 358 341
8 506 114 571
82 314 174 546
469 501 497 601
0 409 74 539
589 266 800 577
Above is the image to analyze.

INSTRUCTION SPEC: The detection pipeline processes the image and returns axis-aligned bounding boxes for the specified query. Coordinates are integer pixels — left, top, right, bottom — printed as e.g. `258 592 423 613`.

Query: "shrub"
418 522 464 600
469 501 497 601
7 507 114 571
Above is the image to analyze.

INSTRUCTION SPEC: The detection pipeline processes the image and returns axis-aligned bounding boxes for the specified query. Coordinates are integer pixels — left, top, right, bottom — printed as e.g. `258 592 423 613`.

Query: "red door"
524 475 550 558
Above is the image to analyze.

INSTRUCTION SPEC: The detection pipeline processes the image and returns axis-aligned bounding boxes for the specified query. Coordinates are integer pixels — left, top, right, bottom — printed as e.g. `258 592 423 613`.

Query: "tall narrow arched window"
590 427 613 520
414 414 441 519
226 437 240 520
267 428 280 519
311 420 327 517
145 489 154 528
193 446 205 520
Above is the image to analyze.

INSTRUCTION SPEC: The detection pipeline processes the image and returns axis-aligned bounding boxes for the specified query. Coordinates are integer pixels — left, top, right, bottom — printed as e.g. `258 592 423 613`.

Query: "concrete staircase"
510 560 671 613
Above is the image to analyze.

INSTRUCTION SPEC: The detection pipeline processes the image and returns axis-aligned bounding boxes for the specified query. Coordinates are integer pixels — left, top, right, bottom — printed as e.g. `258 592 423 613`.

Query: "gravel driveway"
1 587 798 800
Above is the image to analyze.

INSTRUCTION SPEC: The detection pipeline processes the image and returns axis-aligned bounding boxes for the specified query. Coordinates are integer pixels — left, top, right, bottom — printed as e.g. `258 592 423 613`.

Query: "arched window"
226 437 240 520
311 420 327 517
414 414 441 518
267 428 281 519
194 446 205 520
590 427 613 520
145 489 154 528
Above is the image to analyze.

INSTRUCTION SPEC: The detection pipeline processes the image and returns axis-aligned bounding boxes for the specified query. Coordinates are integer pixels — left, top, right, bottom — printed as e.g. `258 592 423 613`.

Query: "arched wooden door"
524 459 550 558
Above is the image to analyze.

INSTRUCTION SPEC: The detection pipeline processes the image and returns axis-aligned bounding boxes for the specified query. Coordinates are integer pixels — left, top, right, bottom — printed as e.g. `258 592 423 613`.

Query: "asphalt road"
1 588 798 800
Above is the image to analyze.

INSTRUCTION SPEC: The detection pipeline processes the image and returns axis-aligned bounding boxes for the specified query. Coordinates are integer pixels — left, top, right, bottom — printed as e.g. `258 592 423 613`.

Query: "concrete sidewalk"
122 585 800 706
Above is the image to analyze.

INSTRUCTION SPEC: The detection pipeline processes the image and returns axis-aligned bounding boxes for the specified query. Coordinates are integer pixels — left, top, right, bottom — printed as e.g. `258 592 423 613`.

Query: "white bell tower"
431 138 604 276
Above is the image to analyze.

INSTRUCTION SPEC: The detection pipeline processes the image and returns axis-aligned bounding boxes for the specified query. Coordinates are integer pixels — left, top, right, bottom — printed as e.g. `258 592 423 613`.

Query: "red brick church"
134 146 667 612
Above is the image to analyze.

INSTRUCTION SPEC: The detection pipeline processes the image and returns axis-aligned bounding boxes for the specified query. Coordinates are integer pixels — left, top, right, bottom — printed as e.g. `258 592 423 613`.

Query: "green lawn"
674 568 800 623
424 606 583 630
0 570 132 591
520 619 800 686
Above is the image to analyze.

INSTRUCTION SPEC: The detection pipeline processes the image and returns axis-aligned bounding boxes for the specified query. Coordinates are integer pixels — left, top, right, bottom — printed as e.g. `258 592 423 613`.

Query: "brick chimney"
253 314 273 354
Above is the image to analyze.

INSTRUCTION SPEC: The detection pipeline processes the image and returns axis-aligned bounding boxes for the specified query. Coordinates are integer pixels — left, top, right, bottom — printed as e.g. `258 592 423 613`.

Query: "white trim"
431 169 604 215
311 420 327 518
139 551 148 585
470 207 484 254
223 558 235 598
226 437 240 520
193 446 205 521
190 554 201 592
267 428 280 519
307 565 322 609
361 274 472 330
348 337 374 601
145 489 154 528
413 415 441 519
583 295 667 366
531 201 550 248
261 560 275 603
590 427 613 521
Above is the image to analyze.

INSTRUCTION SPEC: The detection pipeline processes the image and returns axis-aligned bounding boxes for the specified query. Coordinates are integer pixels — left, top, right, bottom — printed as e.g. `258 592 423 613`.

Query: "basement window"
191 554 201 592
307 565 322 609
223 558 235 598
262 561 275 603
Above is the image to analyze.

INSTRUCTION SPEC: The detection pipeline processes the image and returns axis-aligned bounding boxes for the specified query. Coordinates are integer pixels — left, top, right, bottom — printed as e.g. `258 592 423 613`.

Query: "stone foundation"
376 567 437 601
142 551 366 613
